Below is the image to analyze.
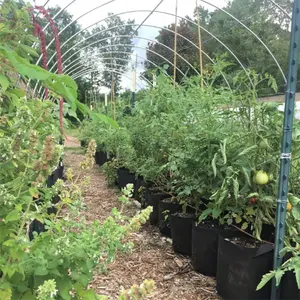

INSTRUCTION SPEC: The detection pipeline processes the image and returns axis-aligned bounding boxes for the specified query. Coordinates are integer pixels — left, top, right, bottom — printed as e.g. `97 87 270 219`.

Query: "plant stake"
271 1 300 299
131 54 137 107
196 0 204 88
173 0 178 85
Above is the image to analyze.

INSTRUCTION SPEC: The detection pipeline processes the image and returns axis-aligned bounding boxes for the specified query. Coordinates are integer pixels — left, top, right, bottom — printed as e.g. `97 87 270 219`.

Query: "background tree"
143 0 294 96
143 19 199 84
85 13 135 94
34 5 92 104
199 0 293 95
35 6 84 74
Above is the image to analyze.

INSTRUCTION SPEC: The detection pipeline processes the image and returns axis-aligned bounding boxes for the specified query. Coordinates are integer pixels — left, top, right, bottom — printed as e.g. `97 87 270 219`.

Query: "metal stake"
271 1 300 299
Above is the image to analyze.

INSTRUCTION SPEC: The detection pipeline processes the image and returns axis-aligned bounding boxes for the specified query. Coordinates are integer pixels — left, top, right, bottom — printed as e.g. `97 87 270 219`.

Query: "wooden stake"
196 0 204 88
173 0 178 86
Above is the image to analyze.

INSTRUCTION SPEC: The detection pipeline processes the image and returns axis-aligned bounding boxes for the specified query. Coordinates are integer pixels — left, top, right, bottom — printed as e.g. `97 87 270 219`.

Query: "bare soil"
64 137 219 300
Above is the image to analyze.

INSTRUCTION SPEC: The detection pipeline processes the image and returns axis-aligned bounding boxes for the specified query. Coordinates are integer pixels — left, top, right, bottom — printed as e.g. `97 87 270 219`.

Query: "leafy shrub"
0 2 153 299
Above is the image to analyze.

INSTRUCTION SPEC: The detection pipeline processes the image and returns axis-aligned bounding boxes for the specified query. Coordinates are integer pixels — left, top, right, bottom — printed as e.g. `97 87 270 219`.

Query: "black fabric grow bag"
133 176 143 200
47 168 59 187
97 151 108 166
95 151 108 166
57 160 64 180
29 161 63 240
216 234 274 300
80 140 87 147
95 151 100 165
170 213 195 256
146 189 170 225
191 222 237 276
29 219 45 241
117 168 136 190
280 255 300 300
141 184 154 208
158 199 181 237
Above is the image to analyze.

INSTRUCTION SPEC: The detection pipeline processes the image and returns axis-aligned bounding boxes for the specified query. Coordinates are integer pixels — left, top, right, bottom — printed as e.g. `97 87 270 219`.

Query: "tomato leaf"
256 271 275 290
5 210 19 222
211 153 218 178
0 74 10 91
232 178 239 200
34 267 48 276
241 222 248 230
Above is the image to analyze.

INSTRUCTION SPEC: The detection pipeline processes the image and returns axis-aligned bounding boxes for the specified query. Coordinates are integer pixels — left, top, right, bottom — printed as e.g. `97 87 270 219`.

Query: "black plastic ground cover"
216 234 274 300
170 213 195 256
158 199 181 237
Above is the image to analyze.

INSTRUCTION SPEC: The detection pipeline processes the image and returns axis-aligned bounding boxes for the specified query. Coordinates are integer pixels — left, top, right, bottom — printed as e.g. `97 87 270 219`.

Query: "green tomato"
255 170 269 185
259 139 268 150
268 173 274 181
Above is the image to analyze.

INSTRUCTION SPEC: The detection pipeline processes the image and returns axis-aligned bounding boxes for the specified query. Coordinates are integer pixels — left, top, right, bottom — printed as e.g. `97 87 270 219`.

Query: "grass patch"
65 147 85 154
66 127 80 138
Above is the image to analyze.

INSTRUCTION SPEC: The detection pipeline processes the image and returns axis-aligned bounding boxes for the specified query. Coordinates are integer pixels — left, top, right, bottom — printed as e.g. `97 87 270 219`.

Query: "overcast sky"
31 0 227 91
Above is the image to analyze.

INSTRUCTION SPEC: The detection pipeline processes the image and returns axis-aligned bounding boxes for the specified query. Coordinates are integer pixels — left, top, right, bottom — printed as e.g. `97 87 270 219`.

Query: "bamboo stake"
131 54 137 107
112 79 116 121
196 0 204 88
173 0 178 86
105 93 108 114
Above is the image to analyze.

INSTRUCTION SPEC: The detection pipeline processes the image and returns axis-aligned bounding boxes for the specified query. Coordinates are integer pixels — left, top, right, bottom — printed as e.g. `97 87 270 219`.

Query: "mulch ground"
64 137 219 300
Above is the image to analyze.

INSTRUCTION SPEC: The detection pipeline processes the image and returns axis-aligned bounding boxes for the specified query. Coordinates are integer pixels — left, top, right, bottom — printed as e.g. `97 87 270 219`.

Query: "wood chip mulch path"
64 137 219 300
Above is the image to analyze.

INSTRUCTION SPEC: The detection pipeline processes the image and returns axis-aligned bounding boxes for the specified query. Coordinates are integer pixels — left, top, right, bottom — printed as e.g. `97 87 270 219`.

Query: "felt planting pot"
47 166 60 187
29 219 45 241
146 188 170 225
80 140 87 147
144 186 160 206
57 160 64 180
98 151 109 166
95 151 108 166
191 222 237 276
280 270 300 300
95 151 100 165
170 213 195 256
216 234 274 300
117 168 136 190
141 184 154 209
260 224 275 243
134 176 143 200
158 198 181 237
31 161 64 241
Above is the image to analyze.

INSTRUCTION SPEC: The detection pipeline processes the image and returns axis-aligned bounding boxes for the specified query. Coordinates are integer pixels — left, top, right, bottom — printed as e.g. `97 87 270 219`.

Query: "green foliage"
102 158 119 187
85 13 135 93
82 64 300 242
257 242 300 290
35 5 84 72
144 0 292 95
0 2 152 299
